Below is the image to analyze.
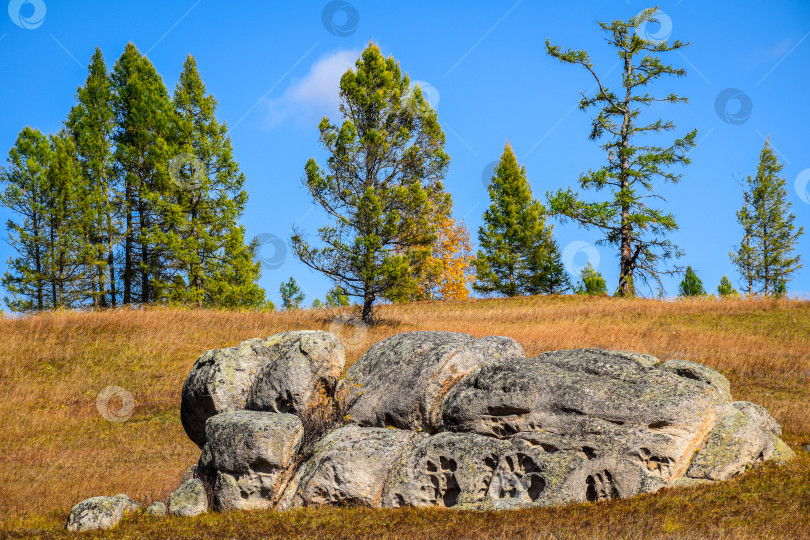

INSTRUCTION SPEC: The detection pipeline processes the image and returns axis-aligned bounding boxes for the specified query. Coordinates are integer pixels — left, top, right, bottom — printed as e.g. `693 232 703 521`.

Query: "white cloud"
264 49 359 129
744 38 791 70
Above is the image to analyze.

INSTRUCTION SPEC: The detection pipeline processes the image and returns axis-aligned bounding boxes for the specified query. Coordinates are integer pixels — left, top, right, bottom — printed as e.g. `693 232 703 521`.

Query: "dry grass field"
1 295 808 538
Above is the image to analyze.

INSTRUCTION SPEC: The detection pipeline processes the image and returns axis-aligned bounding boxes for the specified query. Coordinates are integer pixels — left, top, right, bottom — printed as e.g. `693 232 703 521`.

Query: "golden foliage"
414 216 474 301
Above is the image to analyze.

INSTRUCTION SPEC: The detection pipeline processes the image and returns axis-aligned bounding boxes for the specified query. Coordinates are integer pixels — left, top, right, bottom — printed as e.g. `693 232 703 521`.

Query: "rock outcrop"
181 331 792 511
70 329 795 530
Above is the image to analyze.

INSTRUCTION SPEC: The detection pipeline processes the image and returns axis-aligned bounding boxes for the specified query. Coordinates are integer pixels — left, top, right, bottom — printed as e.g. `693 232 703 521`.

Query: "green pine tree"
291 43 451 324
473 144 569 296
717 275 738 297
546 8 696 296
325 284 350 307
0 128 52 311
111 43 174 304
678 266 706 297
66 47 119 307
157 55 264 307
731 140 803 296
1 130 94 310
42 132 96 308
280 277 305 310
574 262 607 296
311 298 324 309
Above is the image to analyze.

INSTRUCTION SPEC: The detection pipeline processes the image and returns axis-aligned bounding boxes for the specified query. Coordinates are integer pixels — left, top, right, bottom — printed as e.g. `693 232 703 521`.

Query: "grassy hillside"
1 296 808 538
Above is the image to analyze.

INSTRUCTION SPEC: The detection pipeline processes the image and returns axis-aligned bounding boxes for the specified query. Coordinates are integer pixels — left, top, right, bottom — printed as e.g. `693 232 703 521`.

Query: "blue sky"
1 0 808 306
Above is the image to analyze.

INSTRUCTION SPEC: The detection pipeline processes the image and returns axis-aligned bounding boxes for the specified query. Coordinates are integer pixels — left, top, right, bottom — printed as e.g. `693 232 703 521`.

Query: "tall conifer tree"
292 44 451 324
158 55 264 307
67 47 118 306
111 43 174 304
42 132 94 307
473 144 569 296
0 128 52 311
546 8 696 296
731 140 803 295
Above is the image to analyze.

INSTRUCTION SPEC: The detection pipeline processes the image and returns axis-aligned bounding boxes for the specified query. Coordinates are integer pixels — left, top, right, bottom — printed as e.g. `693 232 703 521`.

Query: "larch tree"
731 139 803 296
291 43 451 324
159 55 264 307
66 47 119 307
111 43 174 304
0 128 52 311
473 143 569 297
412 216 474 301
546 8 696 296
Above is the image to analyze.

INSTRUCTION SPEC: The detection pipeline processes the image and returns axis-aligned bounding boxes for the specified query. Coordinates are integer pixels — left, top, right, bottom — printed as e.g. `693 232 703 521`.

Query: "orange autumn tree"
413 216 474 301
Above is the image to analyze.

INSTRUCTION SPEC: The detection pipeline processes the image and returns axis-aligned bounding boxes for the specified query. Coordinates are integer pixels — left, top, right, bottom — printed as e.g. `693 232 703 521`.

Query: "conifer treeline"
0 44 265 311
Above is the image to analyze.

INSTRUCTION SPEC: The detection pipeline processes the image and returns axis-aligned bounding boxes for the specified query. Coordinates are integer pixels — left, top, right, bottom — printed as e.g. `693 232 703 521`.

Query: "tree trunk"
33 212 44 311
123 179 132 304
106 204 117 307
361 291 374 325
138 191 150 304
617 54 634 297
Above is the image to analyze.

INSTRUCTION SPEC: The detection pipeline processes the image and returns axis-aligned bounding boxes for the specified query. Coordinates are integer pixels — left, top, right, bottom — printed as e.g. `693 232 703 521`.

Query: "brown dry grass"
0 295 808 538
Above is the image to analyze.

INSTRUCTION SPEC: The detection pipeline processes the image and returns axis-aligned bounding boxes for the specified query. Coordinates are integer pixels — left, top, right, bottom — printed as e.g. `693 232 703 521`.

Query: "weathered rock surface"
442 348 731 487
66 494 140 532
181 331 344 448
199 410 303 510
167 330 794 517
247 331 345 415
169 478 208 517
341 331 524 433
686 404 794 481
284 425 420 508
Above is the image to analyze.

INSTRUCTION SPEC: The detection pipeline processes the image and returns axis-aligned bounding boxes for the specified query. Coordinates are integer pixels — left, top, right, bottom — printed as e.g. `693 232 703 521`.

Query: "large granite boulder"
199 410 303 510
66 494 140 532
112 330 793 525
181 331 344 448
340 332 524 433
